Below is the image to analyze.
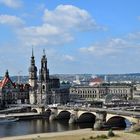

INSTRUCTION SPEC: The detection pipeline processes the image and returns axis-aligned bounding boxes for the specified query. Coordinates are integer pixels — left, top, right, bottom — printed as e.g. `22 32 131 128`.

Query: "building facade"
0 70 29 107
70 83 133 104
133 84 140 101
29 50 60 105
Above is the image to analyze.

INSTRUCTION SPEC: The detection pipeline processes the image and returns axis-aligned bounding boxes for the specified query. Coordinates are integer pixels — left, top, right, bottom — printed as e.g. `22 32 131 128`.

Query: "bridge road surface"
57 106 140 118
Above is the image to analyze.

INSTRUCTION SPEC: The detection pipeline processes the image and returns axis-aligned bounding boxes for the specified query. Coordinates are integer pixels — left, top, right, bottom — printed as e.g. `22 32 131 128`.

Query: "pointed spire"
32 47 34 57
31 47 35 65
43 49 46 56
5 70 9 77
31 46 34 58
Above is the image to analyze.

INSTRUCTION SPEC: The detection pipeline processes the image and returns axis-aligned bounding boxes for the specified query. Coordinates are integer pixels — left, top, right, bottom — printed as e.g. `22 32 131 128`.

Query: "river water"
0 119 130 138
0 119 93 138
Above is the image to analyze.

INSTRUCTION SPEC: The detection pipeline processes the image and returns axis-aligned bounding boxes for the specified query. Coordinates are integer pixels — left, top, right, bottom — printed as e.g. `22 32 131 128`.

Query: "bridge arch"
107 114 138 124
78 112 96 123
31 107 44 114
57 111 71 120
44 108 51 118
31 109 38 113
106 115 130 128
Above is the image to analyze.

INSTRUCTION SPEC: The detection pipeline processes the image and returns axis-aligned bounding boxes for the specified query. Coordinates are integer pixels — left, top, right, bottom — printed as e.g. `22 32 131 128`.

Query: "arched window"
42 85 45 90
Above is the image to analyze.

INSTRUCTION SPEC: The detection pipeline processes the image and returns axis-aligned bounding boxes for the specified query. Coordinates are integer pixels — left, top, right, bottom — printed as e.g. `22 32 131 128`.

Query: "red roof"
90 77 103 83
0 75 14 88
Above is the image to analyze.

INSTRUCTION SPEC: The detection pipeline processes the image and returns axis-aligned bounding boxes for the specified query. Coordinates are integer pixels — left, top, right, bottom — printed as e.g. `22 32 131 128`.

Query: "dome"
28 65 37 72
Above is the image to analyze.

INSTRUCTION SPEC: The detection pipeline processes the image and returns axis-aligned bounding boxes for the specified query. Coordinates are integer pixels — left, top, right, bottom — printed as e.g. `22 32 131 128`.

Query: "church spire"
31 47 35 65
5 70 9 77
29 48 37 82
42 49 46 60
32 47 34 57
43 49 45 56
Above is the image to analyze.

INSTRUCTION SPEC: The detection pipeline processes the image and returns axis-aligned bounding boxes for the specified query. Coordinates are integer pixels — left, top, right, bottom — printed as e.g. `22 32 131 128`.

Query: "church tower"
37 49 51 104
29 48 37 104
39 49 49 83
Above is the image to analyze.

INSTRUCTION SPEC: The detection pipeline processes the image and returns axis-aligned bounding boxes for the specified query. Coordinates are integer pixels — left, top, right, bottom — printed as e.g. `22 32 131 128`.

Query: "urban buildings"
1 49 140 107
0 49 69 108
29 49 69 105
0 70 29 108
70 78 134 106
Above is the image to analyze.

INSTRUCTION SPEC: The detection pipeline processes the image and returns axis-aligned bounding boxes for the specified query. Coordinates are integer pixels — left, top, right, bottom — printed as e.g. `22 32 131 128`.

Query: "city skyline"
0 0 140 75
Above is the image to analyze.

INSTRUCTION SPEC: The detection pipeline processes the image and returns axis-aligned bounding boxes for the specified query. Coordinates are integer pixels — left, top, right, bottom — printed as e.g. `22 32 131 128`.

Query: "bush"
108 129 115 137
99 134 108 139
96 134 108 139
89 136 94 139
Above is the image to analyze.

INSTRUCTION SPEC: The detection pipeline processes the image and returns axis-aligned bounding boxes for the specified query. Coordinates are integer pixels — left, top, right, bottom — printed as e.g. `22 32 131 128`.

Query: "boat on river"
0 116 19 123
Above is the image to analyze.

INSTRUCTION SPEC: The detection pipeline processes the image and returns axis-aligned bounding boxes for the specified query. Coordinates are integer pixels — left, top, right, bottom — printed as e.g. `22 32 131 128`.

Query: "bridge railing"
57 106 140 118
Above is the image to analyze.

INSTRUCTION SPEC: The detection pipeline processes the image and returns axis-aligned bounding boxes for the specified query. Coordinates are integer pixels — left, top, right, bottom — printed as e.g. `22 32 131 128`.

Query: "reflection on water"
0 119 78 137
0 118 131 138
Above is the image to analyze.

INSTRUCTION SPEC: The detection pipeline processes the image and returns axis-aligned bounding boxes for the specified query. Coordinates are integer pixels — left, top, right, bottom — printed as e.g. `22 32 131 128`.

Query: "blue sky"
0 0 140 75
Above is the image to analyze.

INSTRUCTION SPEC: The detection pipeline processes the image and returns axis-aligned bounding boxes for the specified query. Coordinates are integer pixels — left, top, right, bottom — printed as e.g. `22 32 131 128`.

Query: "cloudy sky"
0 0 140 75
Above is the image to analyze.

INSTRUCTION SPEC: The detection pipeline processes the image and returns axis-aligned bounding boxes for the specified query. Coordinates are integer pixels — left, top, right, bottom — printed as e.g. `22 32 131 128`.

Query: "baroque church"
29 49 60 105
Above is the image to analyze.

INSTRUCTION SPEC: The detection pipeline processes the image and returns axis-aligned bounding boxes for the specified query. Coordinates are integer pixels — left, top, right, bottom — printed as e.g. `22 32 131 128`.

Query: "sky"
0 0 140 75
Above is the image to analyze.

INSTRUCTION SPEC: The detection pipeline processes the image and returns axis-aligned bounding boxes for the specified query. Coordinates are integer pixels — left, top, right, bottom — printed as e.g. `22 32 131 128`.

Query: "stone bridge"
31 106 140 130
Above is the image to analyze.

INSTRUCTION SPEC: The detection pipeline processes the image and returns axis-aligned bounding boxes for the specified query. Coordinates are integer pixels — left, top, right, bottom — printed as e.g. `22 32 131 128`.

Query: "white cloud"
0 0 22 8
80 44 119 56
17 24 74 46
0 5 103 47
127 32 140 41
43 5 100 31
20 24 60 36
80 37 140 56
0 14 24 27
62 55 75 61
16 5 102 47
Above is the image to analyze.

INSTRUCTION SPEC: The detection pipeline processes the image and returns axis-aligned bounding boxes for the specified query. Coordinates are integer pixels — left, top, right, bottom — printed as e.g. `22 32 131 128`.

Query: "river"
0 119 92 137
0 119 131 138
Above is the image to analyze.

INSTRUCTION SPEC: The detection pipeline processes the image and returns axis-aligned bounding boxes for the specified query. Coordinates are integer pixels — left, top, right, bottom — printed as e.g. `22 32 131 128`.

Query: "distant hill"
1 73 140 83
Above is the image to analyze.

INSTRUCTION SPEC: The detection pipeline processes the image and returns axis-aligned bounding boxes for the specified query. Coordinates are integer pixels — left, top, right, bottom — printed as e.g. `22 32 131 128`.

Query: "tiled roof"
90 77 103 83
0 75 14 88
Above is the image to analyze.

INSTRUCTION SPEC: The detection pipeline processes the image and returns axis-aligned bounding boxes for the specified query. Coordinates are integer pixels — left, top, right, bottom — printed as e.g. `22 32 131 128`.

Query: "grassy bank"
1 129 140 140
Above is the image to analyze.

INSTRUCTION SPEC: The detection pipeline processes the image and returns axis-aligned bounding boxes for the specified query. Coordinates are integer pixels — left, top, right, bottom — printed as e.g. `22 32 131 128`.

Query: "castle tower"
29 48 38 104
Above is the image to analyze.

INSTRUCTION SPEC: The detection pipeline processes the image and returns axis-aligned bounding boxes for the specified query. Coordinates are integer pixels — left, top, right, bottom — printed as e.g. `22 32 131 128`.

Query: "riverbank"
1 128 140 140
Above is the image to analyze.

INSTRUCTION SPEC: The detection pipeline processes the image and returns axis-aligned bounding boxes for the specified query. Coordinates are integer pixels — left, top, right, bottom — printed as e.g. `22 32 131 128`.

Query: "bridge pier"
49 107 58 121
68 109 78 124
94 111 107 130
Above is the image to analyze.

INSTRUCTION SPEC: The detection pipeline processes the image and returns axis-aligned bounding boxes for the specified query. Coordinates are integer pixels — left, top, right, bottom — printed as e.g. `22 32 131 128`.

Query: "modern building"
0 70 29 107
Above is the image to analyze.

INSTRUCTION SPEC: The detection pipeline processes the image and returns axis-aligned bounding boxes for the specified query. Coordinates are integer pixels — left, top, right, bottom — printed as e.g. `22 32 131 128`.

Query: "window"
42 85 45 90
